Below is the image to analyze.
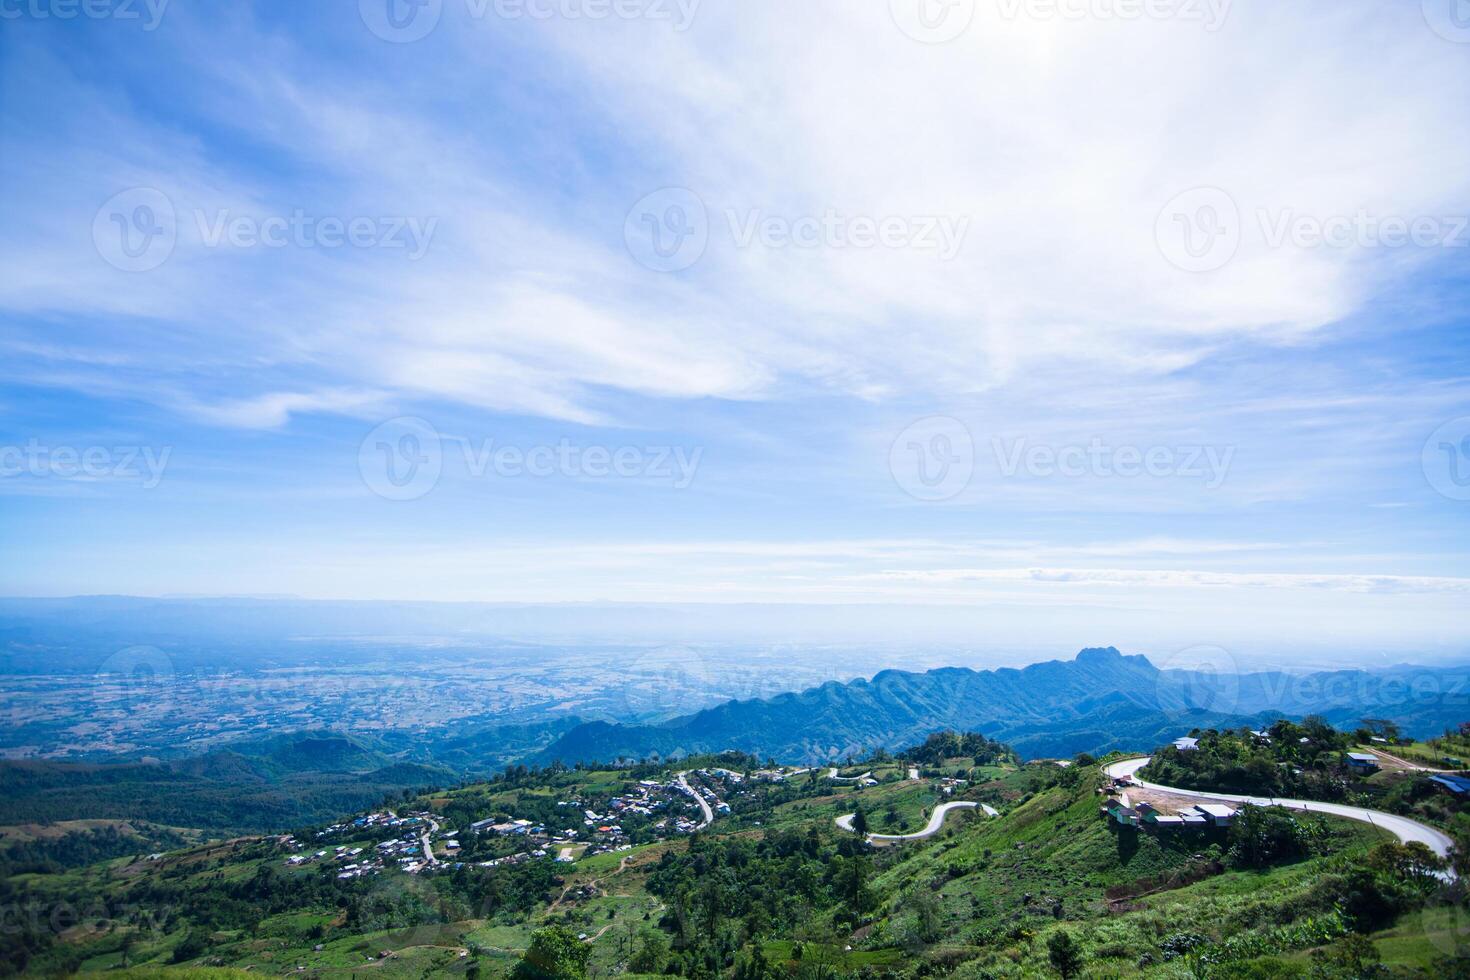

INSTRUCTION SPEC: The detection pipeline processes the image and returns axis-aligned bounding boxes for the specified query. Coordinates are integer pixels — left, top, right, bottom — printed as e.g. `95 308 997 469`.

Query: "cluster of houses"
686 769 737 815
316 811 423 837
1173 734 1386 777
1103 793 1237 831
935 776 967 797
750 766 813 782
283 840 386 879
461 774 733 864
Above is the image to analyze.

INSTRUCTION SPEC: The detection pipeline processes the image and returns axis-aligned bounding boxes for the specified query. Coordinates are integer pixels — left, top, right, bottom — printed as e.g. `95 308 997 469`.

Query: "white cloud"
4 5 1468 428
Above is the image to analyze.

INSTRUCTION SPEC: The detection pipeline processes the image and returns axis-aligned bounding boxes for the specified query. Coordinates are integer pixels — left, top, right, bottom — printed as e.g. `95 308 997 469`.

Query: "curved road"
418 816 441 866
675 772 714 829
828 768 873 782
836 801 978 841
1105 757 1455 869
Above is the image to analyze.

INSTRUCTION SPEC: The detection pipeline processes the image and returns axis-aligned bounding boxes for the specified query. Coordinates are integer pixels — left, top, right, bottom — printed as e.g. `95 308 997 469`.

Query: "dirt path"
1366 747 1460 773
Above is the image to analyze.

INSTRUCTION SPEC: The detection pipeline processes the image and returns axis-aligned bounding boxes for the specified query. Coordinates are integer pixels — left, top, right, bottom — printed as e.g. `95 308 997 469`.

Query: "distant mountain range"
533 647 1470 765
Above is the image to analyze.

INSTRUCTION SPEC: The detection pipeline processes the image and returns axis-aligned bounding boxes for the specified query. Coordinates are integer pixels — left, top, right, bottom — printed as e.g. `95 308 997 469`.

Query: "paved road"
675 772 714 828
1104 757 1455 869
836 801 979 841
418 816 441 865
828 768 873 782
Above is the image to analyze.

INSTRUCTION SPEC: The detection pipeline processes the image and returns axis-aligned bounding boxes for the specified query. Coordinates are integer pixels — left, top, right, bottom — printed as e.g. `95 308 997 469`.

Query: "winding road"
1104 757 1455 869
675 772 714 828
836 801 979 841
418 816 441 866
828 768 873 782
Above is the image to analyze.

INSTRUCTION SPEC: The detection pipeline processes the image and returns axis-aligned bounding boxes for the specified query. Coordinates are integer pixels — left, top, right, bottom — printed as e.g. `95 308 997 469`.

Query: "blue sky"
1 1 1468 662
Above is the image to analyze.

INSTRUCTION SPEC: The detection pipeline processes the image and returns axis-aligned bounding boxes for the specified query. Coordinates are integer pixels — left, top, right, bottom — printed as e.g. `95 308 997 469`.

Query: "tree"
832 854 874 920
170 926 210 964
1308 933 1387 978
512 927 590 980
1047 929 1084 979
1228 804 1307 868
1360 718 1400 743
627 927 669 974
851 805 868 837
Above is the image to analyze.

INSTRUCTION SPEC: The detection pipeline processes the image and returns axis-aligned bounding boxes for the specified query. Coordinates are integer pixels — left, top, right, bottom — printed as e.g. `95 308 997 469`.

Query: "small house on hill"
1429 774 1470 796
1102 797 1140 827
1345 752 1380 774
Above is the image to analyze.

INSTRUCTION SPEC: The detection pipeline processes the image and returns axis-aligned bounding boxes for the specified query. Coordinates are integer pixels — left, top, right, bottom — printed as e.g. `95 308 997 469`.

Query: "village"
274 767 760 880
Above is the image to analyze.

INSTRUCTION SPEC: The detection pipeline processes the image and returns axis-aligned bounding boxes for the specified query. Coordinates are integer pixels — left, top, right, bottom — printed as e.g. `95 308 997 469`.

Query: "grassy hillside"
0 739 1462 978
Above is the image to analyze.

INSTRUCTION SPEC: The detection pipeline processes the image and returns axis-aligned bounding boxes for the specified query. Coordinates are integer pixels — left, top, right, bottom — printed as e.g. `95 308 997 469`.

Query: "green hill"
3 734 1461 979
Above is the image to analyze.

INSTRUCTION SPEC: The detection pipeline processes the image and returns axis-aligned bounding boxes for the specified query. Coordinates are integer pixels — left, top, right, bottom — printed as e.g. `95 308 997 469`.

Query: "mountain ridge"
534 646 1469 765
